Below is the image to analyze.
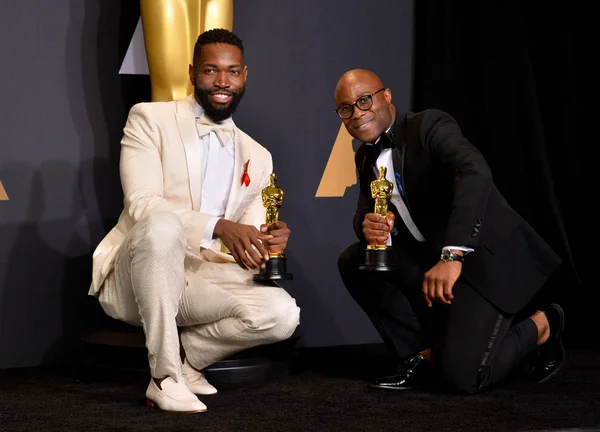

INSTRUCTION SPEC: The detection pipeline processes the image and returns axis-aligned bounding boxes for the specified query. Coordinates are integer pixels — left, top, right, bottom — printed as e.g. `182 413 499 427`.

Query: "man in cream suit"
88 29 300 414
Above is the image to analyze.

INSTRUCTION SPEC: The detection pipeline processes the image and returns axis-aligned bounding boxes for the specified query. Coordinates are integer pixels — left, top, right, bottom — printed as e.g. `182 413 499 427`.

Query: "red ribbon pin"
241 159 251 186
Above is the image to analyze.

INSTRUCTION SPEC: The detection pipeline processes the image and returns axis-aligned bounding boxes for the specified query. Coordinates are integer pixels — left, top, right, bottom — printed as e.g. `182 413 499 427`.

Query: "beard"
194 86 245 123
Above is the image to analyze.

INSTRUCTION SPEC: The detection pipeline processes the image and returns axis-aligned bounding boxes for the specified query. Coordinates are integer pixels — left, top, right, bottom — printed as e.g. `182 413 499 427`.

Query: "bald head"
334 69 384 101
334 69 394 143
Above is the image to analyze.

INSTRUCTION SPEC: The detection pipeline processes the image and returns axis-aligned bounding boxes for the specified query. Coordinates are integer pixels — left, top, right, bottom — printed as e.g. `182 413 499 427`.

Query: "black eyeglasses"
335 88 386 119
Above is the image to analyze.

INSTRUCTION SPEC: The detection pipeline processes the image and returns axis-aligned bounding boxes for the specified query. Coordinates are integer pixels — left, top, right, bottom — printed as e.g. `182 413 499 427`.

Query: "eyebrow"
202 63 243 69
337 91 377 107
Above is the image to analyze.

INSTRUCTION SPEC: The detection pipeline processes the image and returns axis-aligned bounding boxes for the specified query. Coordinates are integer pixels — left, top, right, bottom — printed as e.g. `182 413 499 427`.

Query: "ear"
384 88 392 104
188 64 195 86
243 65 248 80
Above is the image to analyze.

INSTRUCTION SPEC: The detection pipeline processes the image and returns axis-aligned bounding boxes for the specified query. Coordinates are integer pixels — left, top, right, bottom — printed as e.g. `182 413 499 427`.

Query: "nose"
350 104 366 120
214 71 230 88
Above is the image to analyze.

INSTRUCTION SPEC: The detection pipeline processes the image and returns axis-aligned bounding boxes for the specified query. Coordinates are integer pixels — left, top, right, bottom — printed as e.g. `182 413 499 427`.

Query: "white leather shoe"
145 377 207 413
182 359 218 395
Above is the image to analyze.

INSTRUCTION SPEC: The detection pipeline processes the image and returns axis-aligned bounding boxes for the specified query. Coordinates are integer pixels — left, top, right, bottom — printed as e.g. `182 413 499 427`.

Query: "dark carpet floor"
0 345 599 432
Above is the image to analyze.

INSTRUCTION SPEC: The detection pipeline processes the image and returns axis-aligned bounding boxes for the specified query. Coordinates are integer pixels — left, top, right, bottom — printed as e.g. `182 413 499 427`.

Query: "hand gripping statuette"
360 166 398 271
253 173 293 281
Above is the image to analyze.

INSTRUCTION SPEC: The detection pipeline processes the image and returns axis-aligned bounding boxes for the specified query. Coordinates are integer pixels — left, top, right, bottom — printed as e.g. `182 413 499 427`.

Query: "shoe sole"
370 384 415 391
146 398 208 414
537 304 566 384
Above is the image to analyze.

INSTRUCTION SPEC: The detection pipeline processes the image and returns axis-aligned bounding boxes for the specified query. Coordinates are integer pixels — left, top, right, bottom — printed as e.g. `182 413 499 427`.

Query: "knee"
252 293 300 343
137 212 185 254
270 295 300 341
337 243 363 286
337 243 361 273
439 359 481 394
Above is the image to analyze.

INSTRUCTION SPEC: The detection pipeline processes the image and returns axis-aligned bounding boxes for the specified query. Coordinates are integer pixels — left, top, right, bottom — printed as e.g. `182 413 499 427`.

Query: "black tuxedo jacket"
352 109 561 313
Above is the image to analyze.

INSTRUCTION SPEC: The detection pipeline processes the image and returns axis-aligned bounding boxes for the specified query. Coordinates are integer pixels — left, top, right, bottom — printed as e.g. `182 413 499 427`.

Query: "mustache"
209 89 233 96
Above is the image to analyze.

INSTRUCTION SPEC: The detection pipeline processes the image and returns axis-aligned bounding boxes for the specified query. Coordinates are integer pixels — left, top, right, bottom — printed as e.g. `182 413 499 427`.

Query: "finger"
257 234 275 245
436 283 451 305
249 234 270 261
268 221 287 230
245 240 266 268
364 229 382 238
256 228 275 240
265 238 287 249
364 229 390 239
363 217 389 229
236 241 258 269
254 227 274 242
230 247 247 270
423 290 433 308
241 247 258 270
364 215 389 226
265 228 290 238
245 248 264 270
365 213 387 224
386 211 396 222
367 223 390 232
422 281 433 308
430 282 439 302
443 283 454 302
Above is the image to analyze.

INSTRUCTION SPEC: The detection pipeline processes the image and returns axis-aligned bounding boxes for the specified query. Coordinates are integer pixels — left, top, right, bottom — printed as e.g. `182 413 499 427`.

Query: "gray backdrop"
0 0 413 368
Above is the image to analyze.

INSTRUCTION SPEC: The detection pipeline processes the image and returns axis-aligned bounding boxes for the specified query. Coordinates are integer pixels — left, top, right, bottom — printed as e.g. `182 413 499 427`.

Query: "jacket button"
187 245 192 251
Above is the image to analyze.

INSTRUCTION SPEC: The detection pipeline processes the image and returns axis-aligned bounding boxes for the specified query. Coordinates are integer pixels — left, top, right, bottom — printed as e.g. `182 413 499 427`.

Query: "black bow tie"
370 131 395 153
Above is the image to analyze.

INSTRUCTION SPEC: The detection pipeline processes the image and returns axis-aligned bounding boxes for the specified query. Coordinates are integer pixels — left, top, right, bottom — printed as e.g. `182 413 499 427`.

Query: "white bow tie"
196 114 235 147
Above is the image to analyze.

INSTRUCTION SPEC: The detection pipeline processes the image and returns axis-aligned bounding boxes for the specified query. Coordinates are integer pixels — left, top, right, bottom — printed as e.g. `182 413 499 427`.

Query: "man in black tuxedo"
335 69 565 394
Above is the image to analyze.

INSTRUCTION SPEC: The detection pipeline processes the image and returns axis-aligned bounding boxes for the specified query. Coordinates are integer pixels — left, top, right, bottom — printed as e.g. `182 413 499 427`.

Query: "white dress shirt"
193 102 235 249
375 148 425 245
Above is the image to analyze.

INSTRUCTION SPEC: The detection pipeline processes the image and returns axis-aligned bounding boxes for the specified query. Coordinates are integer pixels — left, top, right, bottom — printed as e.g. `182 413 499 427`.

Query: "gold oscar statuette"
140 0 234 102
253 173 293 281
359 166 398 271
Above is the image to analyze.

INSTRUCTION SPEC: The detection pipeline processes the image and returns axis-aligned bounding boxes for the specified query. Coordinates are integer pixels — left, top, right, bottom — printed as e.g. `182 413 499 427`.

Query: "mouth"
353 119 372 131
210 92 232 105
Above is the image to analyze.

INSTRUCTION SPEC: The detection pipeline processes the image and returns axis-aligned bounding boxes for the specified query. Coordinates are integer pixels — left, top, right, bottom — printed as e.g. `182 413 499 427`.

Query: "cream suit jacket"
88 94 272 296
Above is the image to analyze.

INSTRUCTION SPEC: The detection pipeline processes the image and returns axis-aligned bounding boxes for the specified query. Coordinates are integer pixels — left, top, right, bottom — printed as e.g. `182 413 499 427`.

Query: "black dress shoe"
530 303 566 384
371 354 429 390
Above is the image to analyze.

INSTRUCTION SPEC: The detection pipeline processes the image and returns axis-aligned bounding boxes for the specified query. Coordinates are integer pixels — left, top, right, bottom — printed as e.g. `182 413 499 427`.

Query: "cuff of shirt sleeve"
443 245 474 255
201 216 221 248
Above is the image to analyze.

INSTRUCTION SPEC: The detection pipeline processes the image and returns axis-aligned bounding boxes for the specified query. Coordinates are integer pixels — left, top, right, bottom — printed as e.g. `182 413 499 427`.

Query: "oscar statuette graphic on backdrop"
140 0 233 102
315 124 356 198
0 181 8 201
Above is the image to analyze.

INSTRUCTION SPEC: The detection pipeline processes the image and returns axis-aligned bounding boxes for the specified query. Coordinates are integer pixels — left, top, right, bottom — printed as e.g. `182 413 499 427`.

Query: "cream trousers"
98 212 300 381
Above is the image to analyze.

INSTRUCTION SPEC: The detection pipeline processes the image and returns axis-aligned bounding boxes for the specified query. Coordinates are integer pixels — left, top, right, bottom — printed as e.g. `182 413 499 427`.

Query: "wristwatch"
440 249 464 263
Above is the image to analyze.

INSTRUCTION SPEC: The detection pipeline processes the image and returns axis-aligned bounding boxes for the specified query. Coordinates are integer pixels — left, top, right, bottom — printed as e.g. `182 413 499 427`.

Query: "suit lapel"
224 127 251 220
357 145 377 195
391 114 407 181
175 95 203 211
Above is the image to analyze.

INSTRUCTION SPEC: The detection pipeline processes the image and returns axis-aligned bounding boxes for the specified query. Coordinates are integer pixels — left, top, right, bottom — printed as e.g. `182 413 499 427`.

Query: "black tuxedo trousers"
338 242 539 393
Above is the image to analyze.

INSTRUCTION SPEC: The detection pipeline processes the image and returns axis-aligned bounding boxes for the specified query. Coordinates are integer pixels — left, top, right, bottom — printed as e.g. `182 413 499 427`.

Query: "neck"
388 104 396 130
